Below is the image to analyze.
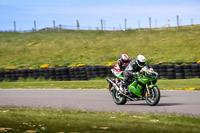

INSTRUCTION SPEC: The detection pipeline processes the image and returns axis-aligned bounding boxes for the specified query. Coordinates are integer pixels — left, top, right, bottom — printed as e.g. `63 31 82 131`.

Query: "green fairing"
114 72 125 80
129 81 143 98
148 84 157 88
128 73 158 98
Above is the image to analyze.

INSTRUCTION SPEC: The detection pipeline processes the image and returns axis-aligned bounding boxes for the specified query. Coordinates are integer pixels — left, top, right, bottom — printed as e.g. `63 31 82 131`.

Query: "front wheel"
145 86 160 106
112 89 127 105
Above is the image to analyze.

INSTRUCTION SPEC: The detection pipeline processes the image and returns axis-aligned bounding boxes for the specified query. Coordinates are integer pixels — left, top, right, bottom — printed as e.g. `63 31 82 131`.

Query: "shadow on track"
157 103 184 106
125 102 183 106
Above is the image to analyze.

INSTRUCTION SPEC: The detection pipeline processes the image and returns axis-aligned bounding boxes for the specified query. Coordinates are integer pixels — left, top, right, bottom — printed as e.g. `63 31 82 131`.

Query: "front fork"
146 84 150 97
145 82 157 98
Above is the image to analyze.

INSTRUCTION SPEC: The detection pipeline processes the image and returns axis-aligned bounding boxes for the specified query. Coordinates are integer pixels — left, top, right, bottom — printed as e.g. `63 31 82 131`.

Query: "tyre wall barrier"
0 63 199 81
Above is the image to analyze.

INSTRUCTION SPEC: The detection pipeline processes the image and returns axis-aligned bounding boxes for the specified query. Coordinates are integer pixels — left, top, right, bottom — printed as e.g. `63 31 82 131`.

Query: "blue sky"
0 0 200 31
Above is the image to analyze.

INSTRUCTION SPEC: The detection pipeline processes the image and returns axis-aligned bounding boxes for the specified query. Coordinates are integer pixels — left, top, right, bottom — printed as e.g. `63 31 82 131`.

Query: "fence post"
124 18 127 30
101 19 103 30
14 21 16 32
149 17 151 29
138 20 141 29
53 20 56 29
76 20 80 30
168 19 170 27
155 19 157 28
59 24 62 30
34 20 37 31
177 15 179 29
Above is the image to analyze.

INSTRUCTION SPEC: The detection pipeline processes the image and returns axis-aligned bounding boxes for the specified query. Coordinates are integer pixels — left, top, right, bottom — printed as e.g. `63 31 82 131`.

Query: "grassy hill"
0 25 200 69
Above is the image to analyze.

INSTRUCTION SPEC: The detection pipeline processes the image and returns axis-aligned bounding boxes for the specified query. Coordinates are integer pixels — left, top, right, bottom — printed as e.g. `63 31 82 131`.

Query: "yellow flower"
7 66 16 69
185 88 195 91
107 61 115 66
76 64 85 67
197 60 200 63
27 42 36 46
67 65 72 67
40 64 49 68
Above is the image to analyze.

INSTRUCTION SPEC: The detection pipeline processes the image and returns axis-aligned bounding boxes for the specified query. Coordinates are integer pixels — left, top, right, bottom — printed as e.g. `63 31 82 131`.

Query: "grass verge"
0 78 199 90
0 25 200 69
0 107 200 133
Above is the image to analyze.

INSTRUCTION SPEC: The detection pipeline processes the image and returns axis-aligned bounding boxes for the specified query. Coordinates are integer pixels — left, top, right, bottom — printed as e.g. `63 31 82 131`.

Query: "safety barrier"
0 63 199 82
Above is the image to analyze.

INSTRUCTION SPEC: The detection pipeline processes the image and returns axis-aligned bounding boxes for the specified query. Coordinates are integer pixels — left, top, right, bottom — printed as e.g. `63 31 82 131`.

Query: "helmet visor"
137 60 145 67
122 59 128 63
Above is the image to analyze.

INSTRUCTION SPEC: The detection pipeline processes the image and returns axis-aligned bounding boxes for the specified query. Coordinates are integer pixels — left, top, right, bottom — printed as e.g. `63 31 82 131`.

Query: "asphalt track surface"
0 89 200 116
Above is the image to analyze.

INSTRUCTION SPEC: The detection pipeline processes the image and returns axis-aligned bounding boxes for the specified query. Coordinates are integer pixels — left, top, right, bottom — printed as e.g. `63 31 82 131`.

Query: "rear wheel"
112 89 127 105
145 86 160 106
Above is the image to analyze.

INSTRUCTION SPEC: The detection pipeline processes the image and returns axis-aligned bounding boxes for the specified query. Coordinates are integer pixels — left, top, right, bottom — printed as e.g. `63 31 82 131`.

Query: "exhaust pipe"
106 78 136 101
106 78 119 91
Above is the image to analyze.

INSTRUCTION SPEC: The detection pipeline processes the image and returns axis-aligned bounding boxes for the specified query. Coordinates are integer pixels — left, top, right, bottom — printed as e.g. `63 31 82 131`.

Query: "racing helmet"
136 54 146 67
120 54 129 63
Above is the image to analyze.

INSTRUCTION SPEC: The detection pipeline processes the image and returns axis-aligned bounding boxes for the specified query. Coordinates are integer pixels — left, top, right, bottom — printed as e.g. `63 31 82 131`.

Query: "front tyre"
145 86 160 106
112 89 127 105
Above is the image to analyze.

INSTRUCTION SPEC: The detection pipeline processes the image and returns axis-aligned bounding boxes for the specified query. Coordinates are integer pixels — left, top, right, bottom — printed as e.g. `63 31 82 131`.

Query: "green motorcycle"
107 65 160 106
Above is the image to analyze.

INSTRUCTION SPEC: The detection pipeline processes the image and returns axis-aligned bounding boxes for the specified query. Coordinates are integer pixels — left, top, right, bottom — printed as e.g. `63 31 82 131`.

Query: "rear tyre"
145 86 160 106
112 89 127 105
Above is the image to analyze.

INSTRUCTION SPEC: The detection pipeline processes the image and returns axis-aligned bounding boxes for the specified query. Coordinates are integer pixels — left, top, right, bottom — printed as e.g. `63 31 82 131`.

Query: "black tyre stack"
150 64 159 73
85 65 93 79
158 65 167 79
10 69 19 81
4 71 12 81
48 68 56 80
43 68 50 79
99 66 108 78
75 66 88 80
55 67 62 81
91 65 100 79
0 63 200 82
38 69 45 79
20 69 28 79
183 65 193 79
27 69 33 79
68 66 88 81
191 64 200 78
61 67 70 81
166 65 176 79
55 67 70 81
32 69 39 79
175 65 184 79
0 71 5 82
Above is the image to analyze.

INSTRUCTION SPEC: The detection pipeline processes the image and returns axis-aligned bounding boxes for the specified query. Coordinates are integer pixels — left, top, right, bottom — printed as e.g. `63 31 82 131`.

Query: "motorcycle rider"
112 54 131 83
122 54 146 94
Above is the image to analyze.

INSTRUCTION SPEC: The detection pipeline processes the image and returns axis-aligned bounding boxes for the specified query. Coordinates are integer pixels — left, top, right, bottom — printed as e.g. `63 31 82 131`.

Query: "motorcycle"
107 65 160 106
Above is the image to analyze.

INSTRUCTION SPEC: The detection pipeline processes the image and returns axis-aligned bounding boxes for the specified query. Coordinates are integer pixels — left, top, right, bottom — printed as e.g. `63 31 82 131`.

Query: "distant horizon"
2 21 199 33
1 0 200 31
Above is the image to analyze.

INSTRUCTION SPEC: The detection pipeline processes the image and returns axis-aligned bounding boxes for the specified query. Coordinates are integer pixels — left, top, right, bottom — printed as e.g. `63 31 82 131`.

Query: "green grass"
0 78 199 90
0 25 200 69
0 107 199 133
